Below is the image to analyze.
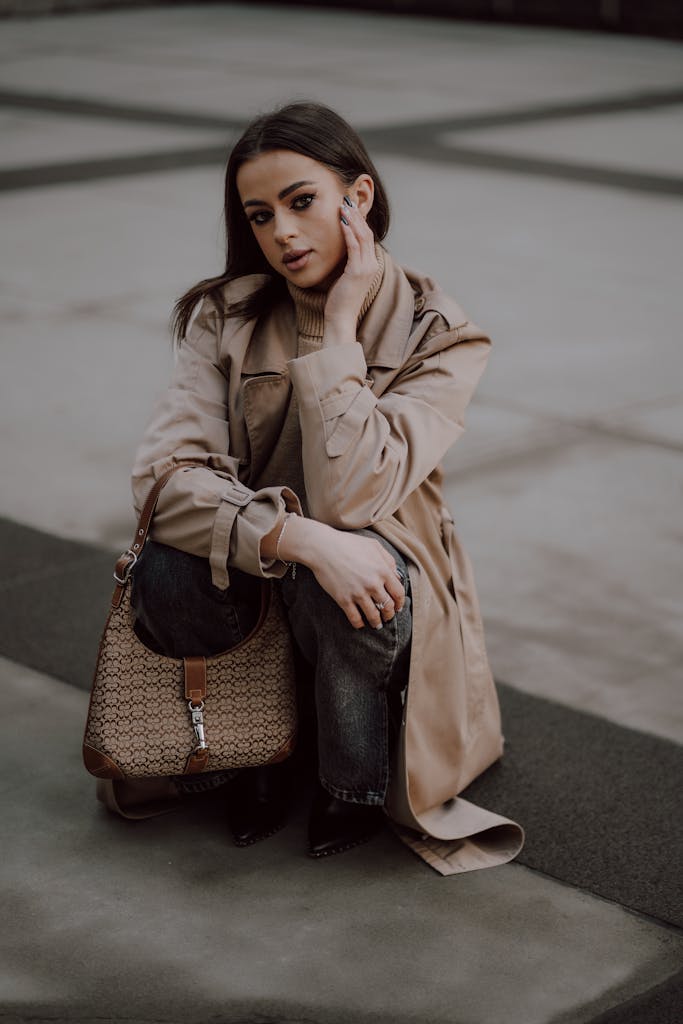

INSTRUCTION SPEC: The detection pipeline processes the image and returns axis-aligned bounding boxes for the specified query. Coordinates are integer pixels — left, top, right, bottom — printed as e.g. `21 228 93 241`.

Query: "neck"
287 243 386 343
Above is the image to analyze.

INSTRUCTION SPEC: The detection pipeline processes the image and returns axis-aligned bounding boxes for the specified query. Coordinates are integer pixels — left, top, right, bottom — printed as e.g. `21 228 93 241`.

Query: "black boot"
307 783 384 858
227 762 291 847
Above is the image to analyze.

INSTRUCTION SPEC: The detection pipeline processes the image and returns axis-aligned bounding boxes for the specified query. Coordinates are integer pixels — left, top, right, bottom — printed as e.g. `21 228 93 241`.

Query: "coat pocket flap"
319 387 359 420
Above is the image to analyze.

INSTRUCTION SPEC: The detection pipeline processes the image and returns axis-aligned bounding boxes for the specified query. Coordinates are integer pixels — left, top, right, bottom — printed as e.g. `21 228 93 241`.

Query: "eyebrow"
242 180 316 208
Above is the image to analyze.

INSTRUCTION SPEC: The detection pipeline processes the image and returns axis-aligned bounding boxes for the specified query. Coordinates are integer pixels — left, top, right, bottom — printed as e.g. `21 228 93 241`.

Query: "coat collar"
240 296 298 375
357 247 417 368
234 248 465 376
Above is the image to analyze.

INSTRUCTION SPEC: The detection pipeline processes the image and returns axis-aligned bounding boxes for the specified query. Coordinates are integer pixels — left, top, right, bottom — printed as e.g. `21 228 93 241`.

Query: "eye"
292 193 315 211
248 210 272 226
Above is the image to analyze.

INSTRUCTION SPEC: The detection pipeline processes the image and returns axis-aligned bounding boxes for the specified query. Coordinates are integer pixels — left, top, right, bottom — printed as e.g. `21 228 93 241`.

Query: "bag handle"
112 461 203 602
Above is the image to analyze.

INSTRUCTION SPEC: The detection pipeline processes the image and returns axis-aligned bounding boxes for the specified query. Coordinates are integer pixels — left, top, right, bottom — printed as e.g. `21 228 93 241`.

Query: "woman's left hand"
323 197 378 338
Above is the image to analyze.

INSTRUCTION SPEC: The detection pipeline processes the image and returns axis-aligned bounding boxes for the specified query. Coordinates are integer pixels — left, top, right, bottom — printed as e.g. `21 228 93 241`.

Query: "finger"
340 207 361 248
342 198 373 243
373 591 396 622
384 573 405 613
339 224 361 269
342 600 366 630
358 594 384 630
346 211 374 258
378 554 406 611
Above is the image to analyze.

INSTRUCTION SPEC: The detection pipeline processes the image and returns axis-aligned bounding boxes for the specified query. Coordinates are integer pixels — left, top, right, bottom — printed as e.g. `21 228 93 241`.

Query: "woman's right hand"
309 526 406 630
268 516 405 630
322 197 379 343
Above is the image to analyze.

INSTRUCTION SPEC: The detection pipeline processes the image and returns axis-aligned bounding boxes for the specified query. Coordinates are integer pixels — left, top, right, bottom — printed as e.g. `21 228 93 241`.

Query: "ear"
351 173 375 218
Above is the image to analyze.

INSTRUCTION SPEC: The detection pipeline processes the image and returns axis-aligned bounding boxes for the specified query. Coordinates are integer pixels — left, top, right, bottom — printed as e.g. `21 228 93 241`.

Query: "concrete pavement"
1 5 682 1022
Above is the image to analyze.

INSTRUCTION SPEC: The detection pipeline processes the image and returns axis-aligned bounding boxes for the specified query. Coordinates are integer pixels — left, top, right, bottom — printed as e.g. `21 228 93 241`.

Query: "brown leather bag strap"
184 656 207 705
112 461 200 604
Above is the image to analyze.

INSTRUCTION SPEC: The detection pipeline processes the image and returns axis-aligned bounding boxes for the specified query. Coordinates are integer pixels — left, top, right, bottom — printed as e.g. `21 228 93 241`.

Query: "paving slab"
0 108 224 170
600 394 683 449
3 314 172 547
442 104 683 177
447 431 683 742
2 6 683 127
381 156 683 419
2 656 682 1024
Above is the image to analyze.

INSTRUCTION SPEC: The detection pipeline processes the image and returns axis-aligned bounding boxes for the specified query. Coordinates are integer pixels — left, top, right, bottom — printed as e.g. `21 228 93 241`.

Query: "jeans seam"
370 613 402 802
382 598 404 690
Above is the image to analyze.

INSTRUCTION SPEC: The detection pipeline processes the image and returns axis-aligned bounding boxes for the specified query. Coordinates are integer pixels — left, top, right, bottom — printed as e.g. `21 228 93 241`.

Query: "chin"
287 266 332 291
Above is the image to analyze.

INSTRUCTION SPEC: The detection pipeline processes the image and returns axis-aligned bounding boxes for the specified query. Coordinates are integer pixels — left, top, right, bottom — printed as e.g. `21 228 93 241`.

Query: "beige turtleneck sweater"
255 245 385 515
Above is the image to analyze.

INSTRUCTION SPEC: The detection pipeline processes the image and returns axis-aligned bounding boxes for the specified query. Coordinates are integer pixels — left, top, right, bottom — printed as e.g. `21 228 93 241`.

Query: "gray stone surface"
448 432 683 741
3 656 682 1024
2 7 682 124
0 109 223 169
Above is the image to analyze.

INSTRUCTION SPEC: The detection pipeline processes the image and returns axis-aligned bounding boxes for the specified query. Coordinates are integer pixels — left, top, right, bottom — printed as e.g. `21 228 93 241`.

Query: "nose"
273 211 297 246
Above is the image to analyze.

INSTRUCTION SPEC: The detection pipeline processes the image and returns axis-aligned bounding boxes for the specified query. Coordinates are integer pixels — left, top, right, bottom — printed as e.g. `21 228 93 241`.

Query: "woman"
129 102 523 871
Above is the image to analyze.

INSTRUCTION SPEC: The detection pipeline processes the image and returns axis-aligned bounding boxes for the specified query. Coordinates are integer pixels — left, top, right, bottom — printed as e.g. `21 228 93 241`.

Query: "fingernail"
340 214 349 226
343 195 354 208
374 622 383 630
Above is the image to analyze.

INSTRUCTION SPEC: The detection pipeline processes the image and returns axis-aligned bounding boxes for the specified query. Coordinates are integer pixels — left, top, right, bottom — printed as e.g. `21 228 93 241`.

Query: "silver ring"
374 600 387 610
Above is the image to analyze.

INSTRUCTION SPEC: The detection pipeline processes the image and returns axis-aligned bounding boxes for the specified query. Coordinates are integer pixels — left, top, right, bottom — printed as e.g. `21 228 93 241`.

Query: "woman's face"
236 150 370 290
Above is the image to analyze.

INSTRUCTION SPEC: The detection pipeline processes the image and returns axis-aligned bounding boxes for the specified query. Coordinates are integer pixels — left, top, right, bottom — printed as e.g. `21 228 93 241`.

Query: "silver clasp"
188 700 207 750
113 549 138 585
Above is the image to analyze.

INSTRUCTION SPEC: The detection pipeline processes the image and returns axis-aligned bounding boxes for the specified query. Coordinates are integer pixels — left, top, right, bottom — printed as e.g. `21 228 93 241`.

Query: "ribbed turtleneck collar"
287 243 386 344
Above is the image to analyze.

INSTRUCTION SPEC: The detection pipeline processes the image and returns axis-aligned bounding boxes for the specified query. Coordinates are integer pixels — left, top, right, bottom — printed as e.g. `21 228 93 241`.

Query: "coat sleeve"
131 303 301 588
287 317 490 529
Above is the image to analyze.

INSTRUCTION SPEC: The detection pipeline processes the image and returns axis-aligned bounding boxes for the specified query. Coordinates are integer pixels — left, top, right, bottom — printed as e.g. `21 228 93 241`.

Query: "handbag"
83 462 297 781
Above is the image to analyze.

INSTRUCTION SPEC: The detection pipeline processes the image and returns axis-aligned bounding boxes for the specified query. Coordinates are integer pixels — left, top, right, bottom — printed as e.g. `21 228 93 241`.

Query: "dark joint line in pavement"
1 81 682 138
577 421 683 455
2 140 682 198
0 87 244 132
382 142 683 198
361 84 683 142
2 82 683 197
0 145 231 193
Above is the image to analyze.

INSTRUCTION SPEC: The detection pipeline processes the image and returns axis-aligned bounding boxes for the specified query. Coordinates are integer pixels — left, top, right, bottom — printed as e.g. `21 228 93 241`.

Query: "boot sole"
307 831 377 858
231 818 288 848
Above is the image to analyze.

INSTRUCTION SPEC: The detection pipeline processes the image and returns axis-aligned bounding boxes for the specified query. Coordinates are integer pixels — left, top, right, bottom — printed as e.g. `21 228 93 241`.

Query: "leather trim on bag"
264 733 297 765
83 744 125 779
184 657 207 704
184 749 210 774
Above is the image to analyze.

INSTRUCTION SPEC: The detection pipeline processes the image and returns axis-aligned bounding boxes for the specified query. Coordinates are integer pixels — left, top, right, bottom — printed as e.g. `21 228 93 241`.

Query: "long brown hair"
172 102 391 343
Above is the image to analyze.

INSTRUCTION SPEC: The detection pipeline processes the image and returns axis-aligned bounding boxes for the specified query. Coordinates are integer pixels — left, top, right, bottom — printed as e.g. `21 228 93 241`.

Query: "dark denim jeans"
130 532 412 805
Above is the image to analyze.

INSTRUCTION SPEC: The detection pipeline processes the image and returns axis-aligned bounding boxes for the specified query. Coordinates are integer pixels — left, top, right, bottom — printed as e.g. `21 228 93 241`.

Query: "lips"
283 249 312 269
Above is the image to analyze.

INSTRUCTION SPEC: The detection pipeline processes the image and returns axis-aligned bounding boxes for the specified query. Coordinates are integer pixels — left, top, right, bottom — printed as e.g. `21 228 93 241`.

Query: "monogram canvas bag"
83 463 297 781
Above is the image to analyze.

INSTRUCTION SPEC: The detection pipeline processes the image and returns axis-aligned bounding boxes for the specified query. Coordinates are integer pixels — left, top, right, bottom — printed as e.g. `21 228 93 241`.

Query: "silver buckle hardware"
113 549 138 585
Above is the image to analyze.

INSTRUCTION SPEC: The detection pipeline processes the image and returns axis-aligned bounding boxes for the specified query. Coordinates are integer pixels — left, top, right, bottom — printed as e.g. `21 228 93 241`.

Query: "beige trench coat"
130 250 523 873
